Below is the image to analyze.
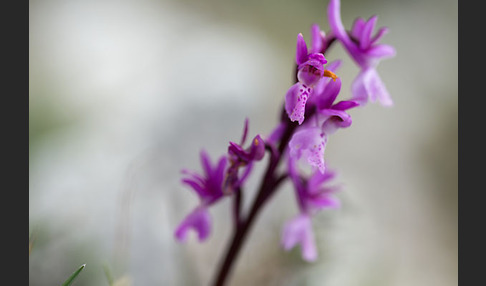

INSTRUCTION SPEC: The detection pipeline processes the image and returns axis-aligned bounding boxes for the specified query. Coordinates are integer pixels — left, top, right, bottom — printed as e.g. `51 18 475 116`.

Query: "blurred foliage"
61 264 86 286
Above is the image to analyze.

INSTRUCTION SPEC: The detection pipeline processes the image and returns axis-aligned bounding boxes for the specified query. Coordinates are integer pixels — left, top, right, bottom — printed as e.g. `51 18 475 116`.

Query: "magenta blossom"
224 119 265 193
328 0 396 106
174 1 395 279
175 206 211 242
281 214 317 261
281 157 340 261
288 127 327 174
288 66 357 173
286 31 339 125
288 101 355 173
288 157 340 213
175 150 227 242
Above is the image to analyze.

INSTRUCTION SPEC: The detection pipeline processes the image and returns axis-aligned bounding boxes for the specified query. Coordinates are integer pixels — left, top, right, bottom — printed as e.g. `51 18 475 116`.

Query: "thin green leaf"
103 264 114 286
61 264 86 286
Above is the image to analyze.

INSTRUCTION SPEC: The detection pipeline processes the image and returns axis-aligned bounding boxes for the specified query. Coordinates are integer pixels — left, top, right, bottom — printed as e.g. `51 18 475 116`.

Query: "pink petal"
367 44 396 60
309 195 341 210
352 69 393 106
366 68 393 106
371 27 389 45
308 60 342 107
199 150 213 179
351 17 366 39
315 77 342 109
310 24 324 53
360 15 378 50
307 169 336 192
331 100 360 111
328 0 361 60
320 109 352 135
324 60 342 73
181 178 208 198
281 214 318 262
296 33 308 66
350 70 370 106
328 0 352 48
175 207 211 242
289 127 327 173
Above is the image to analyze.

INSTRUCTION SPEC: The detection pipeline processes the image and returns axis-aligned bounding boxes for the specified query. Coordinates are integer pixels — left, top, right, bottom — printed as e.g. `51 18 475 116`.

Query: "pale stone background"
29 0 457 285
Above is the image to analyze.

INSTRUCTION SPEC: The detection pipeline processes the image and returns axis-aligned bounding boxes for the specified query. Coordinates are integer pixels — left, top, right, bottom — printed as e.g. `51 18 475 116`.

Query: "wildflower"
281 157 340 261
175 150 227 242
281 214 317 261
286 32 339 125
175 206 212 242
174 1 395 278
288 127 327 174
224 119 265 193
288 67 357 173
328 0 396 106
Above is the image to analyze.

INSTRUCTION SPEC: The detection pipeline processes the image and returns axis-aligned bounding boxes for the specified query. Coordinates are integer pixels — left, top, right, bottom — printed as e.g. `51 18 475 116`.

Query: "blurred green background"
29 0 457 285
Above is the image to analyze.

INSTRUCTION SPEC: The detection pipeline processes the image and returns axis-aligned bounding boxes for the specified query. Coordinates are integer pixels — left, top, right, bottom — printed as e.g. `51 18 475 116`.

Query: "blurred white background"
29 0 457 285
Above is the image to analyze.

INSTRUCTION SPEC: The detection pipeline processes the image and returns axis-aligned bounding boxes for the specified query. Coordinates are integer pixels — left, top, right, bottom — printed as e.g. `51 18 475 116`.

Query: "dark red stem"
211 34 333 284
211 115 298 286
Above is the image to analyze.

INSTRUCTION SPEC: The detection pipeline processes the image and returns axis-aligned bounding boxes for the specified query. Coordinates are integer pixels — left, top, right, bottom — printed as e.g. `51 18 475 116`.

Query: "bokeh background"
29 0 458 285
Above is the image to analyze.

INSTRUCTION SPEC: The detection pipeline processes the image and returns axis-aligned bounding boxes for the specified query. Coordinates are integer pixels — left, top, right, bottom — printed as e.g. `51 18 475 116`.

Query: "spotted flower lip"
285 82 313 125
287 59 357 174
328 0 395 106
288 127 327 174
286 33 342 126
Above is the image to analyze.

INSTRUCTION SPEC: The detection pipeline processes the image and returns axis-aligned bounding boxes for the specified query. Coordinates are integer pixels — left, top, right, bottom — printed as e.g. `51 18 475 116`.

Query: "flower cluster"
175 120 264 242
174 0 394 264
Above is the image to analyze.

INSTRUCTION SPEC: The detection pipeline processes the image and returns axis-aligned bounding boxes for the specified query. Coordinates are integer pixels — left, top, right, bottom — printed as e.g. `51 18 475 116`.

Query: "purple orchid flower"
281 214 317 261
288 126 327 174
328 0 396 106
281 157 340 261
288 66 357 174
315 75 358 136
288 101 356 173
175 150 227 242
224 119 265 193
286 31 339 125
174 2 396 278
